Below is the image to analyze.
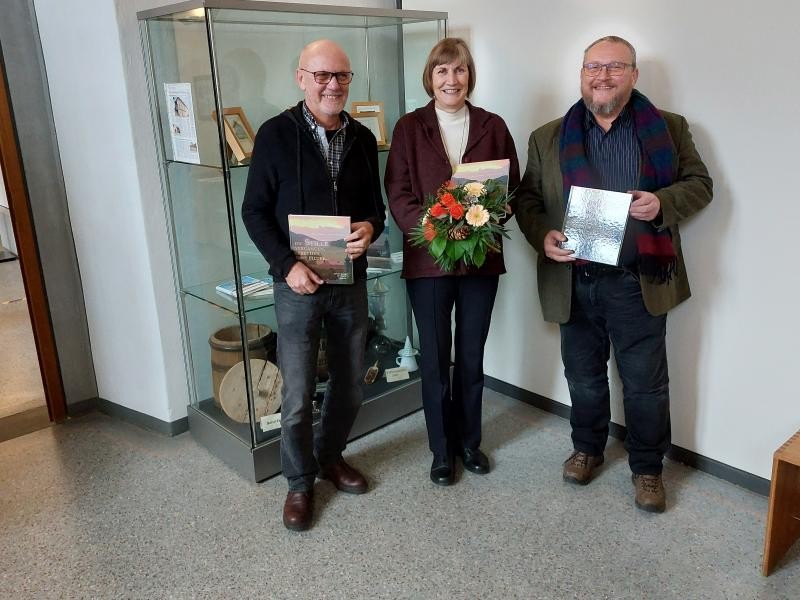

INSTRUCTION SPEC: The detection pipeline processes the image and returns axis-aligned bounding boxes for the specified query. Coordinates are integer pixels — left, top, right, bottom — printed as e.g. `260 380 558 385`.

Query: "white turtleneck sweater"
435 105 470 169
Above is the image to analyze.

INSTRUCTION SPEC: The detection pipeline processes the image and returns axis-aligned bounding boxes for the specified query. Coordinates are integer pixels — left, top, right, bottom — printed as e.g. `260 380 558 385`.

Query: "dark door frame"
0 51 67 422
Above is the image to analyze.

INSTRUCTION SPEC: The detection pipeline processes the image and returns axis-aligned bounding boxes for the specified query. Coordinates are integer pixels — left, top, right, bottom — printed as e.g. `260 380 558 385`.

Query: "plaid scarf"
559 89 677 282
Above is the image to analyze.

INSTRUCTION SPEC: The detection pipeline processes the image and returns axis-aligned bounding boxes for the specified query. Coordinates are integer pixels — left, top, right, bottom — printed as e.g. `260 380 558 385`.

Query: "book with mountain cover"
288 214 353 284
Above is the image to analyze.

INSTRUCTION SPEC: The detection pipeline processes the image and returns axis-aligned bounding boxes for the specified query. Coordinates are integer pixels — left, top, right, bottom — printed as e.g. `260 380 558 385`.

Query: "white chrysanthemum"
465 204 490 227
463 182 486 198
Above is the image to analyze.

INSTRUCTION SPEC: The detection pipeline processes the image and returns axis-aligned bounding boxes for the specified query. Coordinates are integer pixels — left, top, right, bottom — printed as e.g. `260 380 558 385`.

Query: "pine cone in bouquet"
448 225 470 240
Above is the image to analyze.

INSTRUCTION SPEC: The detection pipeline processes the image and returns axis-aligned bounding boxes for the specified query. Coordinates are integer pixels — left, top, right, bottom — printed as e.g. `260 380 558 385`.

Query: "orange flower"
449 202 465 220
440 192 457 208
443 180 457 190
430 202 448 218
423 220 436 241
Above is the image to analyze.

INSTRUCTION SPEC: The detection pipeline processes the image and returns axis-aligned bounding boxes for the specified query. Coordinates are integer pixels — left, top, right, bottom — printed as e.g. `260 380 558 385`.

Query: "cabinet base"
188 377 422 482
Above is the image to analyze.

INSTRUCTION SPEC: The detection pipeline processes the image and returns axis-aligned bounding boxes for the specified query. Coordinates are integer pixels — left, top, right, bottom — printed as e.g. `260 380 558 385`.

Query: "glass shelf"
183 285 274 315
163 144 389 172
183 266 404 315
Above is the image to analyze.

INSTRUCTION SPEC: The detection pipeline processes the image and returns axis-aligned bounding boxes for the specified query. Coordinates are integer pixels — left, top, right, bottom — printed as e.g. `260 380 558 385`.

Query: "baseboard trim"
67 397 189 437
67 398 96 417
485 376 771 496
0 405 51 443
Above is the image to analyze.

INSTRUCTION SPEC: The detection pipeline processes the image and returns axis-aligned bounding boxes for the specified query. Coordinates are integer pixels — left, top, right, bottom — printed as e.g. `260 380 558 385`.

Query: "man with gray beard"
515 36 712 513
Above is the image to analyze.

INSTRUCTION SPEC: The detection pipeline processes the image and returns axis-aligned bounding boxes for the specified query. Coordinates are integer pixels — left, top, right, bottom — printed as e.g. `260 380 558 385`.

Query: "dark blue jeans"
560 266 670 475
406 275 499 458
274 280 368 491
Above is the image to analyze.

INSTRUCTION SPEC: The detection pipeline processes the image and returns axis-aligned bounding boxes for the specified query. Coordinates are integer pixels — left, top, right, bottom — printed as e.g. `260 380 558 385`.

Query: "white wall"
32 0 179 421
405 0 799 479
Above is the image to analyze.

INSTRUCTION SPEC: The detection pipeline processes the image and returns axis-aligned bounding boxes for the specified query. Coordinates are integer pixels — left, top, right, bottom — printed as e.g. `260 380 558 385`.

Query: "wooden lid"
219 359 282 423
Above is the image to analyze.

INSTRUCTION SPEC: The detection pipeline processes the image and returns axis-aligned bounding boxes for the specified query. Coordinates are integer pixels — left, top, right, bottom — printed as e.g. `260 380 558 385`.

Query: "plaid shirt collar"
302 102 349 181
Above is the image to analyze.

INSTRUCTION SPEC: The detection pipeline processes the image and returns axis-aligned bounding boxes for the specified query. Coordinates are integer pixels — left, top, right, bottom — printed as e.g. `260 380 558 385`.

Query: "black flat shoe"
461 447 490 474
430 455 454 486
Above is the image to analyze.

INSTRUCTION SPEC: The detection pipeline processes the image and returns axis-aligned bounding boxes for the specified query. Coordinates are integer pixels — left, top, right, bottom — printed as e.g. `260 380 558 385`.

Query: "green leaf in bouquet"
430 235 446 258
435 253 454 271
446 243 457 261
473 243 486 267
448 241 467 261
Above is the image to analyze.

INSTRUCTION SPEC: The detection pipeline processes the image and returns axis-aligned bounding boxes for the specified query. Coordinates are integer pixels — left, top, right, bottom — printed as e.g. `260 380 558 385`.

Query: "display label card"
260 413 281 432
384 367 410 382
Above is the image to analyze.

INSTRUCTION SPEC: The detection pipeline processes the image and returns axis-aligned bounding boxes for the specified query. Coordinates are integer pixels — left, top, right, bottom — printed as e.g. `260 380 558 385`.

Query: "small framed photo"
351 101 387 147
212 106 256 163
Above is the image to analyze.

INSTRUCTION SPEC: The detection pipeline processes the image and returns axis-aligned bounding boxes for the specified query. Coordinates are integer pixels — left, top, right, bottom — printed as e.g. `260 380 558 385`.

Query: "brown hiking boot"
562 450 604 485
632 474 666 513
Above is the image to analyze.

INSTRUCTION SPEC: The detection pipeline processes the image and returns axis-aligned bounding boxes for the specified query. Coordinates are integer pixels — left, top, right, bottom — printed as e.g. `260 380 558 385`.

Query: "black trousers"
274 281 368 491
406 275 499 458
560 266 670 475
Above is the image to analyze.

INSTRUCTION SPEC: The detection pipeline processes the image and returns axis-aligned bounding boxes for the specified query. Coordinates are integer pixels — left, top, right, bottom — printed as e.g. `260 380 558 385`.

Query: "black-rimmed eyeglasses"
299 68 354 85
582 62 634 76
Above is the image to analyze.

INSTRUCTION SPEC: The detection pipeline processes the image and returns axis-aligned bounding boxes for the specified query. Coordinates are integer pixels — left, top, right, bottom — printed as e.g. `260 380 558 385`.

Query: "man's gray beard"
583 95 620 117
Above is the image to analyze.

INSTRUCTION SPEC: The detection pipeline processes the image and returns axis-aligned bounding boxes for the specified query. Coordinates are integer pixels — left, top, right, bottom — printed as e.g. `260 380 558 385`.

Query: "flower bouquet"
410 159 512 271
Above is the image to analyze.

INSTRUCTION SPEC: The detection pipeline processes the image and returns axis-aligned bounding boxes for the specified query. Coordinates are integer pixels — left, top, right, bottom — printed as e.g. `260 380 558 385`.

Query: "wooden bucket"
209 324 275 408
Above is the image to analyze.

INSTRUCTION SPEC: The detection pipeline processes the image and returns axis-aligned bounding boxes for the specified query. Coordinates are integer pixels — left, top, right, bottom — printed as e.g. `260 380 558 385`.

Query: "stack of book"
215 275 273 298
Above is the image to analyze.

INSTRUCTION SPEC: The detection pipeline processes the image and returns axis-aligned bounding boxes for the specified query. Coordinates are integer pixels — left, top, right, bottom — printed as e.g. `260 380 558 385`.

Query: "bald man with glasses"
516 36 712 513
243 39 385 531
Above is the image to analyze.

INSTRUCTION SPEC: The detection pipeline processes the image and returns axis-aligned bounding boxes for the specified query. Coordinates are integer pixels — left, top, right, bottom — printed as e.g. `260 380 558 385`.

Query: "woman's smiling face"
432 61 469 113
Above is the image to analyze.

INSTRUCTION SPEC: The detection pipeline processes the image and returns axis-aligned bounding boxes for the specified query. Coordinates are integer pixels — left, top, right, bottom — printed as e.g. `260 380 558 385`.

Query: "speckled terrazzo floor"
0 390 797 599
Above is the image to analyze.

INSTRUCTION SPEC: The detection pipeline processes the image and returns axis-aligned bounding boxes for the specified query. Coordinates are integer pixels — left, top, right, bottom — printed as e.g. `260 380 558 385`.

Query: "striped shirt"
584 103 641 267
584 103 640 192
302 102 349 184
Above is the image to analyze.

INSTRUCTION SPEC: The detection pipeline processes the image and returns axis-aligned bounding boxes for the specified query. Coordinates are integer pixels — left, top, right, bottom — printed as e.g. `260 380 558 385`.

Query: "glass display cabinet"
138 1 447 481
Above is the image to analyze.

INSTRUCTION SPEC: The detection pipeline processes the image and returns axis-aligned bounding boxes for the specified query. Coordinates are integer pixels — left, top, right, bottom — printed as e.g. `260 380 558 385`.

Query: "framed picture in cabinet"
212 106 256 162
351 101 387 146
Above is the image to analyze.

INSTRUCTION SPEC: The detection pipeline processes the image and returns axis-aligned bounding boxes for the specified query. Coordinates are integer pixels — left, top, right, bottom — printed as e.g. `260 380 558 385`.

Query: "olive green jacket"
515 108 713 323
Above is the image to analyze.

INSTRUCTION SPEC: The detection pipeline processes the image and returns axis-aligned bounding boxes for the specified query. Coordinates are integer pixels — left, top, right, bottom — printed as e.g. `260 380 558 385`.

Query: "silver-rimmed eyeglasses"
582 62 633 76
299 68 354 85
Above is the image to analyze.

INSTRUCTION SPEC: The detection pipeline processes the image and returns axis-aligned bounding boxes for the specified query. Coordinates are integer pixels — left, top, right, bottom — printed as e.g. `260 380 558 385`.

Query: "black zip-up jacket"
242 102 386 282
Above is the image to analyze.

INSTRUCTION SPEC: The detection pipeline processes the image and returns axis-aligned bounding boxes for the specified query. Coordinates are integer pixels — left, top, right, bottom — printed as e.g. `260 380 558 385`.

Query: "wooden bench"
763 430 800 575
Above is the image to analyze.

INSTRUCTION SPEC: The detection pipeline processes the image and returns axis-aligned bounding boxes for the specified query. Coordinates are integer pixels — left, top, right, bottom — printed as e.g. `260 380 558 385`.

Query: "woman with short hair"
385 37 519 485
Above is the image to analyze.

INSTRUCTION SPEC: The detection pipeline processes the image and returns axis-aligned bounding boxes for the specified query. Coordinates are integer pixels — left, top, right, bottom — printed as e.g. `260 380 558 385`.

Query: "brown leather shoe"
632 474 666 513
319 459 368 494
283 491 313 531
562 450 604 485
